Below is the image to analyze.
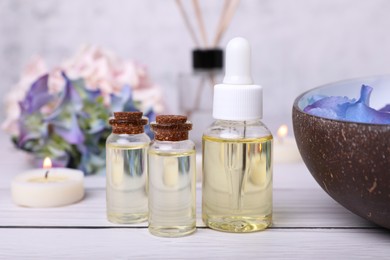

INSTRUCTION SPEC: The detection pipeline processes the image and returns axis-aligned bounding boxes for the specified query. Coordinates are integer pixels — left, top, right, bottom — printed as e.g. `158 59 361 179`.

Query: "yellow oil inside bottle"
106 143 148 224
148 150 196 237
202 135 273 232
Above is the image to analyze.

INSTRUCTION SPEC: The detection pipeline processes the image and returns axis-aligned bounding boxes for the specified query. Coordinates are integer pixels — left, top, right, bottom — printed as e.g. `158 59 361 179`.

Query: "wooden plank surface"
1 133 388 259
0 186 373 228
1 228 389 259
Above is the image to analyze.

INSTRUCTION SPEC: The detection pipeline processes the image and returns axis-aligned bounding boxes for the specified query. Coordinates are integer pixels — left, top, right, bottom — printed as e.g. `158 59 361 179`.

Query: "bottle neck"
214 118 262 125
111 132 146 137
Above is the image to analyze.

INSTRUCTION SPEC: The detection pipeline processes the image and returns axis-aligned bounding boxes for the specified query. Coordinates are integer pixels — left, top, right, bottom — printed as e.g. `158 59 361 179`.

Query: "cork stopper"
109 112 148 134
151 115 192 141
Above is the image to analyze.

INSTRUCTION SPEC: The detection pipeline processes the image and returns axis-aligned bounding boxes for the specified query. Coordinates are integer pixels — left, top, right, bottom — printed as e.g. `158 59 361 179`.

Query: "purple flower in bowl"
293 75 390 229
304 85 390 124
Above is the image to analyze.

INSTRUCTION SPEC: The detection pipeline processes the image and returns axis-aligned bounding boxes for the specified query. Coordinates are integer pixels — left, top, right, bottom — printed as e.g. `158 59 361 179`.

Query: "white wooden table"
0 133 389 259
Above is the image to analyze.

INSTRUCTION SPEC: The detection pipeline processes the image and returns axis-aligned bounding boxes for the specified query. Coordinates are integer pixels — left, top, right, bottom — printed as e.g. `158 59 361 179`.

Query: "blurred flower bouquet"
2 46 165 175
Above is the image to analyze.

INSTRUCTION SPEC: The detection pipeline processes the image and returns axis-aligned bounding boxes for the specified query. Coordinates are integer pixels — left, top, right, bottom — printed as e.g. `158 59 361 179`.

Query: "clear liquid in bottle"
148 150 196 237
106 143 148 224
202 135 272 232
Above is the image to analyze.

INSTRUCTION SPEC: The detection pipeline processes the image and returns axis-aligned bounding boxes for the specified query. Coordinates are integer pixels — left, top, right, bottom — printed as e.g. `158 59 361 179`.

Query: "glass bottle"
148 115 196 237
202 120 273 232
106 112 150 224
202 37 273 232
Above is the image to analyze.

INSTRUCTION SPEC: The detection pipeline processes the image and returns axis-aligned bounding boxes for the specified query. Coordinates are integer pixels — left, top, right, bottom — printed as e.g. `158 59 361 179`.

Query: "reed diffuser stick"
175 0 201 47
214 0 240 46
213 0 231 47
192 0 208 47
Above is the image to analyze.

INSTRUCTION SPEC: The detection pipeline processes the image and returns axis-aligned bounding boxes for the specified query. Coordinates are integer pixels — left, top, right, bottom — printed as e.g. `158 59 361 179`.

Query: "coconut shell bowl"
292 75 390 229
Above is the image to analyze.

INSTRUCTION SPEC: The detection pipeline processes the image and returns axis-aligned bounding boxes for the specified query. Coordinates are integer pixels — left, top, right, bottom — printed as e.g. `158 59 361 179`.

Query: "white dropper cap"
213 37 263 120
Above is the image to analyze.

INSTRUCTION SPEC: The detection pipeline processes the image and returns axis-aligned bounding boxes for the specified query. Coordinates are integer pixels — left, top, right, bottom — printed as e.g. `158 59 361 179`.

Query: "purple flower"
304 85 390 124
110 85 137 112
17 75 53 148
304 96 353 118
13 71 156 175
379 105 390 112
144 108 156 138
45 74 85 145
19 74 54 114
6 46 164 175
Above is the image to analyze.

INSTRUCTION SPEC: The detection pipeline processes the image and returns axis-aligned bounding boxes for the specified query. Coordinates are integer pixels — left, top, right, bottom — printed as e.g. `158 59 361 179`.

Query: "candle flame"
43 157 52 169
277 124 288 139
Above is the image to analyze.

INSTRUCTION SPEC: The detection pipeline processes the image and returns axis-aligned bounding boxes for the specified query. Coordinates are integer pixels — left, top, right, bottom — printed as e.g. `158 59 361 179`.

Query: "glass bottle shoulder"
106 133 151 148
149 140 196 155
203 119 273 141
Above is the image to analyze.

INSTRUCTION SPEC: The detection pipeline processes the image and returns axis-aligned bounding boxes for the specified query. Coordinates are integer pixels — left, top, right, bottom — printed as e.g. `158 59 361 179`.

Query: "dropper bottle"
202 37 273 232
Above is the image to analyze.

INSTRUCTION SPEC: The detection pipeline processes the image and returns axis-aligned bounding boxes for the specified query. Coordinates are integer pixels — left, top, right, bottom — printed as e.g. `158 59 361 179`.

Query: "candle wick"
45 170 49 179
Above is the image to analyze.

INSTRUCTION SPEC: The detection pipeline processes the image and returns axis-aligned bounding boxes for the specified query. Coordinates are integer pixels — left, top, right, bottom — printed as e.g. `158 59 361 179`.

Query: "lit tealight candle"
11 157 84 207
274 124 302 163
